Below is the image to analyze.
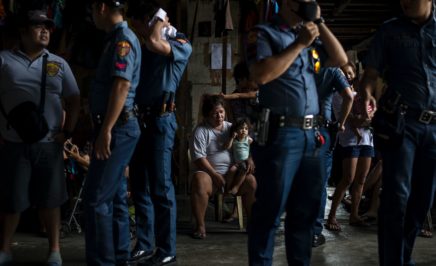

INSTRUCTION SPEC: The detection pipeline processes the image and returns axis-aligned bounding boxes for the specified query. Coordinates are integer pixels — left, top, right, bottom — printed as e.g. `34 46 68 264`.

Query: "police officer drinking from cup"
246 0 347 265
127 1 192 265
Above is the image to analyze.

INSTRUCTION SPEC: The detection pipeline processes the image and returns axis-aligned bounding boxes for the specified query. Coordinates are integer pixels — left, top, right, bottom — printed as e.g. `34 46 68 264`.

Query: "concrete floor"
7 191 436 266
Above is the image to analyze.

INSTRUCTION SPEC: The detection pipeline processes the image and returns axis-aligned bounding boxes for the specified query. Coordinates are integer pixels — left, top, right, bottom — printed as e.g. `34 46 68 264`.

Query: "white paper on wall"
210 43 232 70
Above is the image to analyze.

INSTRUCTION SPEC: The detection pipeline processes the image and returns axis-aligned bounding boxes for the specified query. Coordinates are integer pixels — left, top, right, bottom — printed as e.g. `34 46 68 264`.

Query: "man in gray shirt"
0 10 80 266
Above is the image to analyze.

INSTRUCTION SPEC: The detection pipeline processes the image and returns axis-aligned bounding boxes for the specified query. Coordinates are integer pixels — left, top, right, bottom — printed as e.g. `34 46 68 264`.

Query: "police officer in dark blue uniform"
84 1 142 265
127 1 192 265
360 0 436 265
312 66 353 247
246 0 347 265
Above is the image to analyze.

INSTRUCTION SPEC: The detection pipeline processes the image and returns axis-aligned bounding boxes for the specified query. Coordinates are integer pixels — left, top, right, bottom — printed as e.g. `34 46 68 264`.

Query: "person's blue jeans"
130 112 177 257
314 128 331 236
378 119 436 266
248 127 325 266
113 176 130 263
84 118 140 266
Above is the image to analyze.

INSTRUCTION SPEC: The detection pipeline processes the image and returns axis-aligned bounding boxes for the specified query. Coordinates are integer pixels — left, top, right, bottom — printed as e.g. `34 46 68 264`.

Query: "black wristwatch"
314 17 325 25
63 130 72 139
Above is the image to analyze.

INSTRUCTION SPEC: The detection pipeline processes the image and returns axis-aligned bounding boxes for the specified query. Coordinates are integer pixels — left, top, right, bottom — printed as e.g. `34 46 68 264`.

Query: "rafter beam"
332 0 352 17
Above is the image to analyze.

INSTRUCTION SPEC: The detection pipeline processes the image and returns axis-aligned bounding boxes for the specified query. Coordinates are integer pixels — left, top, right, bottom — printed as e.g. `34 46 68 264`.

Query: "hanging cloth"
214 0 233 37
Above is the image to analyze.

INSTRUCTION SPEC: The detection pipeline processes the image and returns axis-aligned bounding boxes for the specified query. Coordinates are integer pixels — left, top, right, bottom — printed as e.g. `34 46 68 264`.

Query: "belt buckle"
419 110 435 124
303 115 314 129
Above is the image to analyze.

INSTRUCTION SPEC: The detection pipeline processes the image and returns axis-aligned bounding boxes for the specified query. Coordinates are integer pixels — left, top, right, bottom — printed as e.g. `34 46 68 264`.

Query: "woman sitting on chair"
190 95 256 239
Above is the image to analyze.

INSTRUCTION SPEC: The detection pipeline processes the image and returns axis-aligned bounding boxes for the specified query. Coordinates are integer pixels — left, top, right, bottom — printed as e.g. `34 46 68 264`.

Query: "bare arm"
145 18 171 56
250 23 319 85
337 87 354 131
65 144 90 170
52 94 81 144
62 95 80 134
224 133 236 150
359 67 380 118
221 91 258 100
318 22 348 67
94 77 131 160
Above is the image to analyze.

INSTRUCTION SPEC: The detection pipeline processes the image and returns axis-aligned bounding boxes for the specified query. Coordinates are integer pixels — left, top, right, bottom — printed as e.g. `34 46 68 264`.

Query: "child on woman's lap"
224 118 253 195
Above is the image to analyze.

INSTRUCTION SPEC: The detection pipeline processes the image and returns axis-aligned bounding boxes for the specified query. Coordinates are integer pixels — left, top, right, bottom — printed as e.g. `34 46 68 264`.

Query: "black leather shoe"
138 254 176 266
129 250 155 263
312 233 326 247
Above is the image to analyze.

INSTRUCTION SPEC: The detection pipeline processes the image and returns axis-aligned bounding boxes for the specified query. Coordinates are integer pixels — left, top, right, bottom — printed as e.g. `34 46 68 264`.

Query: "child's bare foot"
325 217 342 232
192 226 207 239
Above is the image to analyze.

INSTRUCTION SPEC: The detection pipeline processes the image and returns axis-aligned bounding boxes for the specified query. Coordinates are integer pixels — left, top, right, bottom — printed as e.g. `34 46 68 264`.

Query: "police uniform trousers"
378 118 436 266
314 127 332 236
248 126 326 266
129 112 177 258
84 118 140 265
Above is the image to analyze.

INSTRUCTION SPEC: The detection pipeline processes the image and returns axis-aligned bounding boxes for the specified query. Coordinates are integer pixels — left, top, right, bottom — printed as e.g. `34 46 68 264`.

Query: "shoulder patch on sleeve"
115 60 127 72
116 41 131 57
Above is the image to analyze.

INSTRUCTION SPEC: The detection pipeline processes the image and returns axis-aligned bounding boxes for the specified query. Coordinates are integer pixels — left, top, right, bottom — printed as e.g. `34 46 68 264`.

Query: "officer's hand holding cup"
149 8 177 40
297 23 320 47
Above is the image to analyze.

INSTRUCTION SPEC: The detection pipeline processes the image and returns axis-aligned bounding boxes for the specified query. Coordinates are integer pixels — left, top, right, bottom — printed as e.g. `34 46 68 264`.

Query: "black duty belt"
271 114 319 129
138 105 175 117
317 116 334 128
92 108 137 125
407 109 436 124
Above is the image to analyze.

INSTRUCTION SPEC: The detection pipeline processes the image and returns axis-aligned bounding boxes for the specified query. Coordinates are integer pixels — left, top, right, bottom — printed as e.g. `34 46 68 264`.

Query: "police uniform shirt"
365 10 436 110
315 67 350 121
0 49 80 142
135 33 192 107
90 21 141 115
247 15 324 117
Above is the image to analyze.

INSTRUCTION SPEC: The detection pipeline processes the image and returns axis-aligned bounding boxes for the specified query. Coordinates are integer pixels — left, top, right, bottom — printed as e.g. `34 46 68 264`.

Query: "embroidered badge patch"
116 41 131 57
115 60 127 72
46 61 61 76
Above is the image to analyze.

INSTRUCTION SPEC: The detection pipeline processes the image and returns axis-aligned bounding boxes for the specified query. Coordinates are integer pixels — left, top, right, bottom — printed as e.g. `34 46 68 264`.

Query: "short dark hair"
233 62 250 85
201 95 225 118
93 0 125 12
126 0 160 20
230 117 251 134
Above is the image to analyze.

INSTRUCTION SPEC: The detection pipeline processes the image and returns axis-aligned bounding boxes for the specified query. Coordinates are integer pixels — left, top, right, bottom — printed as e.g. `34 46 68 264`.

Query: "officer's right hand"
297 22 320 47
94 130 112 160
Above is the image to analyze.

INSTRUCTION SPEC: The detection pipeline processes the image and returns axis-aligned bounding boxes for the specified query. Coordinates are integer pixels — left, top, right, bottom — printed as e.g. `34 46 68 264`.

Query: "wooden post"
175 0 191 196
